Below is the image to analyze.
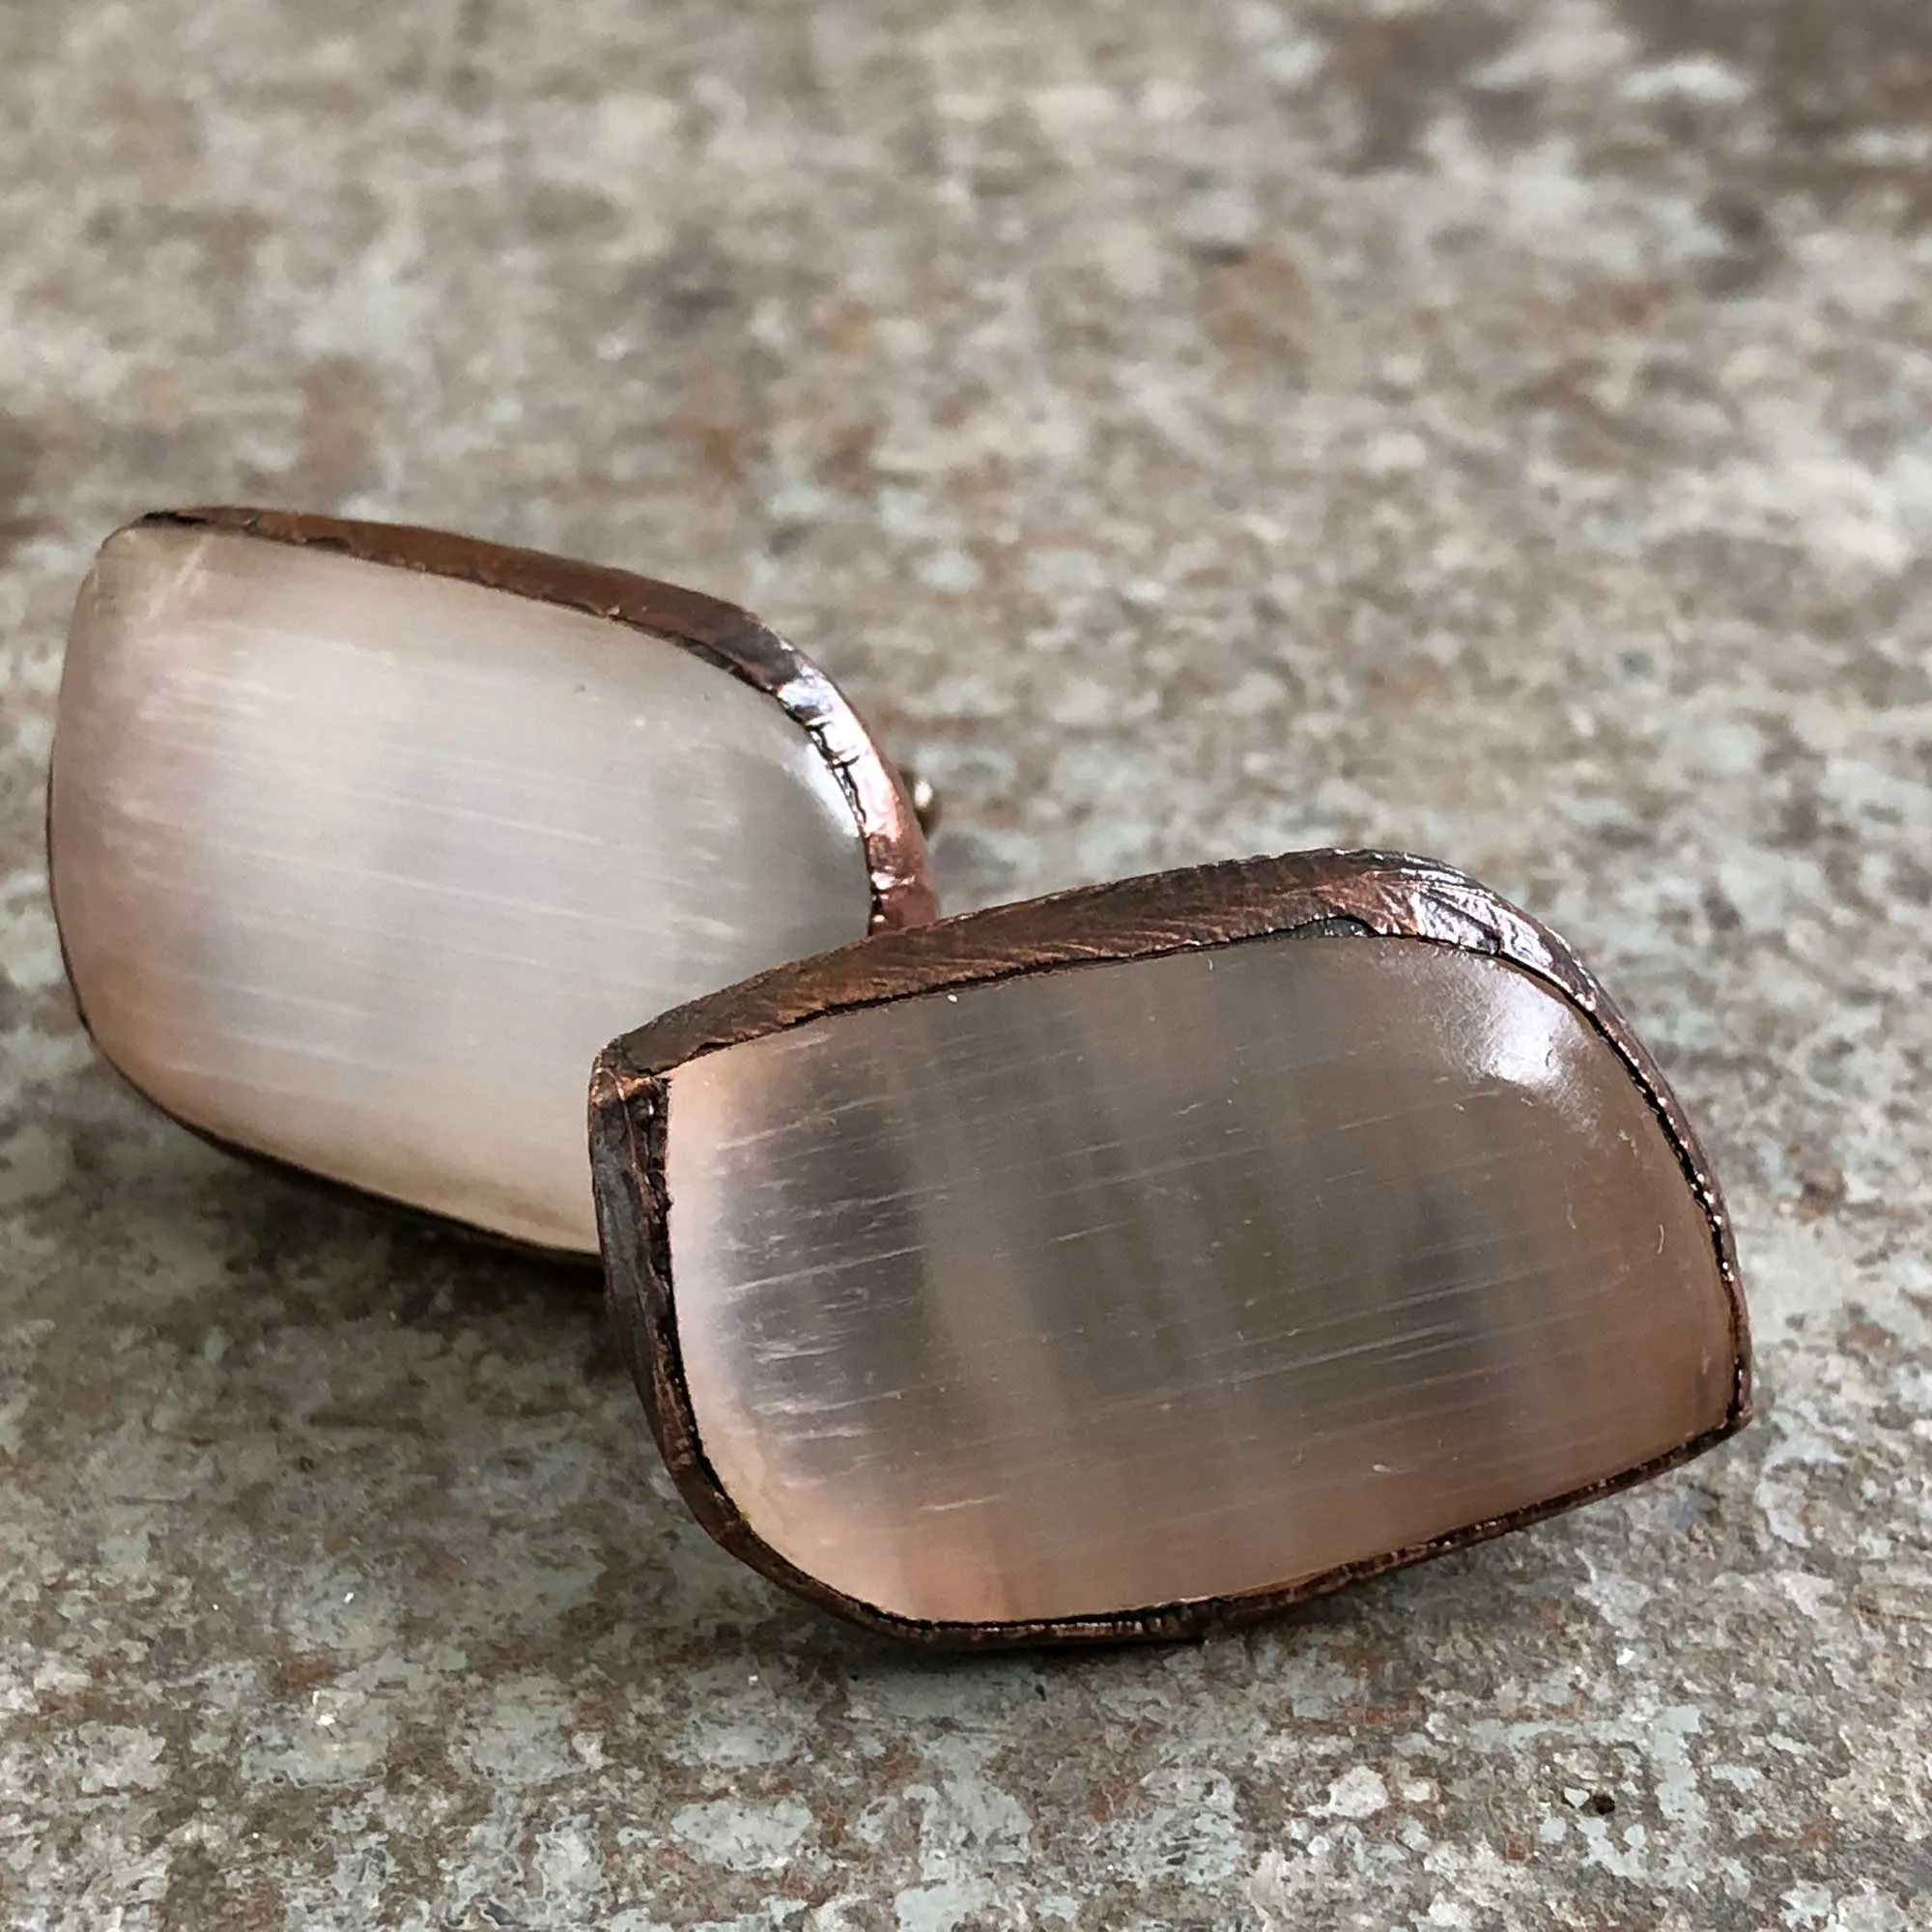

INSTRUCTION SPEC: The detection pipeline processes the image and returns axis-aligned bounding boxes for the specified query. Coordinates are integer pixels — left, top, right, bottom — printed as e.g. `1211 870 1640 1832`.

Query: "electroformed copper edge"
591 847 1752 1650
44 506 938 1264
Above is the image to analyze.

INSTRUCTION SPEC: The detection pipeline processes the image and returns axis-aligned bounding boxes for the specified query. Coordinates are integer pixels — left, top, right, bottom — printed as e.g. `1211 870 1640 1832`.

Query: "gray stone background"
2 0 1929 1925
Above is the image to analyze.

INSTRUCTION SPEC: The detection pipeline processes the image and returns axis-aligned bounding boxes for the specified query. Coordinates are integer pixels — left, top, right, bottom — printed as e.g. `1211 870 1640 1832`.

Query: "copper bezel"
591 848 1751 1648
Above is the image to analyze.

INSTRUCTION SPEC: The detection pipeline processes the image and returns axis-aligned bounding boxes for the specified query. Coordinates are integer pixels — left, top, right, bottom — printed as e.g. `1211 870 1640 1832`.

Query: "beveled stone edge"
591 846 1752 1649
43 507 938 1262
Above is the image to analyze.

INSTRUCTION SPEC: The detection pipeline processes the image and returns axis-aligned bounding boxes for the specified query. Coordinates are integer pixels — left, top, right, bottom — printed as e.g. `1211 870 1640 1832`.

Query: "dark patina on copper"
591 847 1751 1649
45 507 938 1264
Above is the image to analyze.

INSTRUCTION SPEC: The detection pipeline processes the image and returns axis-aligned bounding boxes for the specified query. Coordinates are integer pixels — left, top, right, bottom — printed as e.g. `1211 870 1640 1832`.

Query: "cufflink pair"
48 511 1750 1648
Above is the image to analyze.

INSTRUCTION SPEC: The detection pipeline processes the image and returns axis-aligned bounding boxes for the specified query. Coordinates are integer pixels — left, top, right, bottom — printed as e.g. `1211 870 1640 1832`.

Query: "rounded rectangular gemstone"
49 524 874 1252
658 937 1737 1627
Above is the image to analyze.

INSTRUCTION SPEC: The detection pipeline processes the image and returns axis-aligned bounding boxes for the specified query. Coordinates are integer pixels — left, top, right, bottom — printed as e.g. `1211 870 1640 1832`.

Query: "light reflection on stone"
665 939 1734 1624
51 524 871 1250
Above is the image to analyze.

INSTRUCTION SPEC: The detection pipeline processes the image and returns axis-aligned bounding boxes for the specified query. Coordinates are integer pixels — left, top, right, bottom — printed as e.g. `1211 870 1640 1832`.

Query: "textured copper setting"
592 849 1750 1648
47 508 937 1256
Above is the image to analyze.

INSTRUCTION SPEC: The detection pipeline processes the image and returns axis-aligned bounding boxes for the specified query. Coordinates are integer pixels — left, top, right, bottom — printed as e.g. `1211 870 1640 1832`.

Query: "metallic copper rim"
591 847 1751 1649
45 506 938 1263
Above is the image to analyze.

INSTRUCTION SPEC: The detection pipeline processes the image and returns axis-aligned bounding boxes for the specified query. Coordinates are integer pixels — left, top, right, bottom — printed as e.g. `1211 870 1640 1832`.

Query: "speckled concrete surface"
3 2 1930 1926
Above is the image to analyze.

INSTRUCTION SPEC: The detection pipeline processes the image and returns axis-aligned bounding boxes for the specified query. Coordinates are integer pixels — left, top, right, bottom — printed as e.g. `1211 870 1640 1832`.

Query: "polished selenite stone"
664 939 1735 1626
51 525 872 1252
